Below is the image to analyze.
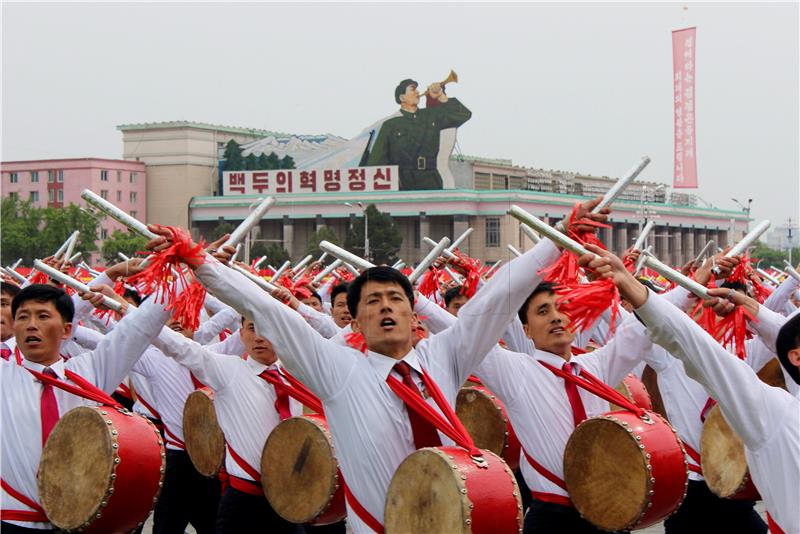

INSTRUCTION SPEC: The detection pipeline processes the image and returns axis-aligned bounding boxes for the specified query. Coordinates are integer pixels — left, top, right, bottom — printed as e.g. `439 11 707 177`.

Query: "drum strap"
343 481 384 534
386 368 481 457
767 512 785 534
163 426 186 450
682 442 703 475
226 444 261 486
520 447 568 492
133 391 162 421
25 368 122 408
531 491 573 507
700 397 717 422
0 478 48 523
115 382 133 401
228 476 262 496
257 368 324 414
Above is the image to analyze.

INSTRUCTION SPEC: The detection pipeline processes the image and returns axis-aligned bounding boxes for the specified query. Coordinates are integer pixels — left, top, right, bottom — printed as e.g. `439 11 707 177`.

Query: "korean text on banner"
223 166 399 196
672 27 698 188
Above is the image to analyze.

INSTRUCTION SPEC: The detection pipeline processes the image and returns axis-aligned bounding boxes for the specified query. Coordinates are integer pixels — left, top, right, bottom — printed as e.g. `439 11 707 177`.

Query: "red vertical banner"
672 27 697 188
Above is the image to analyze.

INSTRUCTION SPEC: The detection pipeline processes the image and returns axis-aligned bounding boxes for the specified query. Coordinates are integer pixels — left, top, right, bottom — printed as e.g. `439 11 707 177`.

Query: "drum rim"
40 406 166 531
567 411 688 531
183 389 226 477
261 415 342 522
384 447 474 533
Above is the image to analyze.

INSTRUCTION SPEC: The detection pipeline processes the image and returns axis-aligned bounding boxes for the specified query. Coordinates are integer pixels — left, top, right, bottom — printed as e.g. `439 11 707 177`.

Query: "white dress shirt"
152 328 301 481
635 292 800 533
193 238 561 532
194 294 240 345
1 295 172 529
296 302 341 339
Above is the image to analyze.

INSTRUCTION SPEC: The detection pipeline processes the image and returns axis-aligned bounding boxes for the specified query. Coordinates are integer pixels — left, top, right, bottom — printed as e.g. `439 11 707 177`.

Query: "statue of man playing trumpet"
367 75 471 190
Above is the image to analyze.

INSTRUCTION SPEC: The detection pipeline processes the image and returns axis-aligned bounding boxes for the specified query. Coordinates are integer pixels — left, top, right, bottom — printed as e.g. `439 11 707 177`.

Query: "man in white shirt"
582 244 800 534
1 283 174 533
1 282 21 361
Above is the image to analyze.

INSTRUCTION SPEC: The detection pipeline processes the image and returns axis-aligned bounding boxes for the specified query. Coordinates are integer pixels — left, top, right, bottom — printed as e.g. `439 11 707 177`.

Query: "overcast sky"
2 2 798 233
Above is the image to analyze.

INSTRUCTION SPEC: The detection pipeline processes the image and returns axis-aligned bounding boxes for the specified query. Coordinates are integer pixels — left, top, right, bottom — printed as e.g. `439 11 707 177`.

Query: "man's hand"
270 286 299 310
623 247 641 266
427 82 447 103
693 252 740 286
703 287 759 318
578 244 648 308
80 283 129 314
565 196 610 236
106 258 145 281
205 234 236 265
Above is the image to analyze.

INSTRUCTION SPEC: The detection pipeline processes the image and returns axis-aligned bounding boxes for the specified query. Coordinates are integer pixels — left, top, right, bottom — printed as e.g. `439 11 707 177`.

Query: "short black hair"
637 277 664 294
518 282 556 325
123 288 142 306
12 284 74 323
1 282 21 299
776 313 800 385
302 291 322 304
331 283 350 306
347 266 414 318
444 286 465 307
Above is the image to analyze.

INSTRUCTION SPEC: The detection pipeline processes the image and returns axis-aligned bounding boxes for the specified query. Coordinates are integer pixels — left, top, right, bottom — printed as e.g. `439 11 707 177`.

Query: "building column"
696 229 708 258
655 226 669 261
614 224 628 256
601 226 613 251
672 226 683 266
682 228 695 262
453 214 470 255
418 212 430 264
282 215 294 258
315 214 326 232
718 229 729 249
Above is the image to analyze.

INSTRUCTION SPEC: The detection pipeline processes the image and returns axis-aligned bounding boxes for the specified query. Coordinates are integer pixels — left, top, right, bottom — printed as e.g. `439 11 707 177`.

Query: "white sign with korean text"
222 166 399 195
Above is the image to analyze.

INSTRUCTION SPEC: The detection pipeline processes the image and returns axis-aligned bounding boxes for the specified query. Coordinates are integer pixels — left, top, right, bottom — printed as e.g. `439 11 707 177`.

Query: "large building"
191 156 750 267
118 121 290 228
1 157 147 261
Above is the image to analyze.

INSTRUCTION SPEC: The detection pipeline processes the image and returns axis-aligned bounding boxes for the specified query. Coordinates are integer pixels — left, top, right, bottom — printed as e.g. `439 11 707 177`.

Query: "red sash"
0 478 48 523
226 444 262 496
767 513 785 534
682 442 703 475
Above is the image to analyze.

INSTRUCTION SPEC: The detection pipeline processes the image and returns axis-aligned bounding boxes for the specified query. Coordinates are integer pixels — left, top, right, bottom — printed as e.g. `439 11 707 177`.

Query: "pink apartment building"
1 158 147 262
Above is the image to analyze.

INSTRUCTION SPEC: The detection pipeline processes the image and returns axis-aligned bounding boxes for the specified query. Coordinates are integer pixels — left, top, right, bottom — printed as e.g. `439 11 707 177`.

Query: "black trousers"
0 523 56 533
664 479 767 533
523 499 627 534
215 486 301 534
153 449 220 534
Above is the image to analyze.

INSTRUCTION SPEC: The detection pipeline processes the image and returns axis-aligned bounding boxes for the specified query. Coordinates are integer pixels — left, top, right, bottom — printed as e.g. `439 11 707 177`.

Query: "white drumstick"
230 264 278 292
312 259 343 284
222 196 276 248
319 241 375 271
33 260 125 312
448 228 473 251
508 206 594 258
271 260 291 281
520 224 541 245
81 189 157 239
507 244 522 258
408 237 450 284
632 220 656 251
423 236 457 260
642 254 710 300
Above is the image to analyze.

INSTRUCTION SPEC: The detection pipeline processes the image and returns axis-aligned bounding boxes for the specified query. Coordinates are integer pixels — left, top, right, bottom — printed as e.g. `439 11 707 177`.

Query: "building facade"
1 158 147 261
191 157 749 267
118 121 287 228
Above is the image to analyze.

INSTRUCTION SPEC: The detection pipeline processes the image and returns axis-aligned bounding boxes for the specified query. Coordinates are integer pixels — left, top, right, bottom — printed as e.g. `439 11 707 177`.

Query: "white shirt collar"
367 348 422 381
245 357 281 375
1 337 16 351
22 357 66 379
535 349 574 369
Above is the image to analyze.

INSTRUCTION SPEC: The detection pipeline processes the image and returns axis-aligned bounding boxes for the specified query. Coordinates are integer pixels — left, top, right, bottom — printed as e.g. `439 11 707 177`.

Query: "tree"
280 155 296 169
257 153 270 170
266 152 281 170
751 241 800 269
244 153 258 171
344 204 402 265
101 230 148 263
209 221 236 242
222 139 244 171
0 197 101 264
304 226 339 258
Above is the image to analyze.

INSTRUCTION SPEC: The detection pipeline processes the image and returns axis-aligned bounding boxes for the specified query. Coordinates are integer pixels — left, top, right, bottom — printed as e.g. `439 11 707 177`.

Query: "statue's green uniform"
367 98 472 190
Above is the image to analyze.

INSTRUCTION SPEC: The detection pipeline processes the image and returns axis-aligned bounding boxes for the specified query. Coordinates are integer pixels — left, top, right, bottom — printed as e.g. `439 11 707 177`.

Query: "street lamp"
345 202 369 261
731 198 752 233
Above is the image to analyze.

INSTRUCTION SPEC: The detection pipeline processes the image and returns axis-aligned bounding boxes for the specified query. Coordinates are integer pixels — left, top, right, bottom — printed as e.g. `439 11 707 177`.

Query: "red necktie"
393 361 442 449
262 370 292 421
0 345 11 361
562 362 587 428
40 367 60 446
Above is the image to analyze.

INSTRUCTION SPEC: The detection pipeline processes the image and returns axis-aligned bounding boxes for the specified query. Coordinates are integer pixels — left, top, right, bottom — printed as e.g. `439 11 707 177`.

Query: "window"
130 210 137 219
100 170 108 182
30 191 39 202
57 170 64 183
9 173 18 183
130 191 137 203
57 190 63 202
48 189 55 202
100 228 108 240
100 190 108 200
31 171 39 183
485 217 500 248
117 171 122 182
117 191 122 202
130 172 137 184
48 170 54 183
9 191 18 200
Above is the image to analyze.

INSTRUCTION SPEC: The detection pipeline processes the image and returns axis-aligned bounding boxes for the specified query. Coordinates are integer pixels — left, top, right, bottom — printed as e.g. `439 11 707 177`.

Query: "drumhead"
384 448 472 534
455 387 506 458
261 416 340 523
183 390 225 477
700 405 750 498
38 407 115 530
563 417 648 531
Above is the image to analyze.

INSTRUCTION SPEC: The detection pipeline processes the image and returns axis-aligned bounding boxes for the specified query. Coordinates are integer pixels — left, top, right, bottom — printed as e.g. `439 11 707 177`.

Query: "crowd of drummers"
1 194 799 534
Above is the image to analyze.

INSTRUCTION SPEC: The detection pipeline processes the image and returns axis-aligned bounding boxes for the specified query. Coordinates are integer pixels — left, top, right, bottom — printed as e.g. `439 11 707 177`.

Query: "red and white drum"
261 414 345 525
38 406 165 533
563 410 688 531
613 374 654 412
456 385 521 470
700 404 760 501
384 447 523 534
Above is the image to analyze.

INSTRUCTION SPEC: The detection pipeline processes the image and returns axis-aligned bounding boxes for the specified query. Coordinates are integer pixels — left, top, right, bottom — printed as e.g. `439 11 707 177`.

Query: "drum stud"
96 513 102 519
647 464 652 471
159 481 163 487
645 453 651 460
635 435 641 441
101 500 107 507
465 519 471 525
639 444 645 450
106 420 112 425
112 443 119 449
114 457 120 464
512 491 518 496
648 490 654 496
461 488 467 495
100 411 107 415
461 474 467 480
111 430 118 436
111 474 116 480
650 477 655 484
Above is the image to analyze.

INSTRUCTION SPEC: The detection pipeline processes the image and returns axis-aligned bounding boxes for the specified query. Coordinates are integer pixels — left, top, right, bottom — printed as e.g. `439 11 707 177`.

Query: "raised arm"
152 327 240 391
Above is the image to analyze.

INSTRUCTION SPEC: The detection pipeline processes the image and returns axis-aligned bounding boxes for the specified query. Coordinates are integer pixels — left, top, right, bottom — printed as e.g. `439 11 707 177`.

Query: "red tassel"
344 332 367 353
623 256 636 273
127 227 205 307
92 279 128 324
400 266 413 277
29 271 50 285
554 279 620 333
170 280 207 332
714 306 757 360
451 250 483 298
417 268 443 298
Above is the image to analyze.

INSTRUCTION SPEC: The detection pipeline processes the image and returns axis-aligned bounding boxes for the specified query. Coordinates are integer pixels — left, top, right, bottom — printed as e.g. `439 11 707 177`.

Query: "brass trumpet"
419 69 458 97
